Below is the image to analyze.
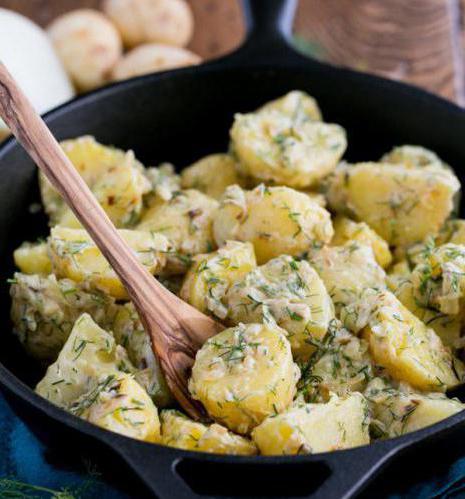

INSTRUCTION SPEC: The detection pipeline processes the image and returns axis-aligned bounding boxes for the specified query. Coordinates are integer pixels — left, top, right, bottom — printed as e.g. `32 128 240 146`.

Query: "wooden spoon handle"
0 62 220 419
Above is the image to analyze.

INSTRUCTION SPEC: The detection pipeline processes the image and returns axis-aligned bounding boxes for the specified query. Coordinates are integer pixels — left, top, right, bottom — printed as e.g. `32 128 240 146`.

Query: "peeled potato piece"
161 410 257 455
226 255 334 360
14 242 51 275
47 9 122 91
258 90 322 123
71 373 161 443
189 323 300 434
103 0 194 48
112 43 201 81
213 184 334 264
48 227 170 299
252 393 370 455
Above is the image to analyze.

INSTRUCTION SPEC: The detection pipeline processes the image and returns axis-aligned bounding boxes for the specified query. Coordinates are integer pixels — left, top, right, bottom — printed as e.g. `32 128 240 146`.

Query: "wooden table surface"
1 0 464 105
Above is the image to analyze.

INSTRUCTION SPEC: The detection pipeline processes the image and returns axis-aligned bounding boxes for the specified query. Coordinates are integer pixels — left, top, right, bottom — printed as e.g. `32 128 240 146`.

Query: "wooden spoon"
0 61 223 419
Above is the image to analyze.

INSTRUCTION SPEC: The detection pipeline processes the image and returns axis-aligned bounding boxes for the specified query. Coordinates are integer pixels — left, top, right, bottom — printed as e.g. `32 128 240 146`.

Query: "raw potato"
36 314 135 407
161 410 257 455
112 43 201 81
258 90 322 122
189 323 300 434
112 302 172 407
225 256 334 360
14 242 51 275
103 0 194 48
231 109 346 188
180 241 256 319
47 9 122 91
48 227 170 299
251 393 370 455
137 189 218 273
213 184 334 264
359 290 463 391
298 320 374 402
365 378 464 438
40 136 151 228
181 154 247 199
71 373 161 443
325 161 460 247
331 216 392 268
10 273 117 361
309 242 386 311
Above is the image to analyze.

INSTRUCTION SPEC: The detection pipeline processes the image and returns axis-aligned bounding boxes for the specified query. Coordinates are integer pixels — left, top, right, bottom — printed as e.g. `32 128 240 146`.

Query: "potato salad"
9 91 465 456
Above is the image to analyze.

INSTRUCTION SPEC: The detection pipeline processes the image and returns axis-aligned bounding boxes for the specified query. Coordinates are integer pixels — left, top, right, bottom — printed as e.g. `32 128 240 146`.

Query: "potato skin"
180 241 256 319
47 9 122 91
251 393 370 455
225 255 334 360
112 43 200 80
213 185 334 264
189 323 300 434
103 0 194 48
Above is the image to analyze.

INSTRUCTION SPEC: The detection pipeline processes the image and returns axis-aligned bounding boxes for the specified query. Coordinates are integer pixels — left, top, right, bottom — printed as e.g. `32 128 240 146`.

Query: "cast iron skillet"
2 1 465 497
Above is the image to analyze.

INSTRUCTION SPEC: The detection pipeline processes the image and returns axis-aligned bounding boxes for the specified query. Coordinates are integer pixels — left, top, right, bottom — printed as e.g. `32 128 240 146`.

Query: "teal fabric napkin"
0 391 464 498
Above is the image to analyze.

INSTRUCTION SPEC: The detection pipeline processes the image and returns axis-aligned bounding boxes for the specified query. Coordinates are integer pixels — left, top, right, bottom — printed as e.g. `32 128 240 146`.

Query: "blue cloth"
1 392 465 498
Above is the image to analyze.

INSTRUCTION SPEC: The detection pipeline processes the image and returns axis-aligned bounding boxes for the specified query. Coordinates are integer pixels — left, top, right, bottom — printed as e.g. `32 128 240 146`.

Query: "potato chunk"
257 90 322 122
231 108 346 188
226 256 334 360
189 323 300 434
48 227 170 299
161 410 257 455
180 241 256 319
251 393 370 455
137 189 218 273
14 242 52 275
325 161 459 247
71 373 161 443
40 136 151 228
112 303 172 407
365 378 464 438
144 163 181 202
10 273 117 361
381 145 450 170
36 314 135 407
331 216 392 268
309 242 386 311
214 185 333 264
357 290 463 391
181 154 248 200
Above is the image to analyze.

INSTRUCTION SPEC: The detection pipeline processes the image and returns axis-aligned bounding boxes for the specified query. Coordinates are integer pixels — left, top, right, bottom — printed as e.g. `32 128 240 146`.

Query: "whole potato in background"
112 43 201 80
47 9 122 91
103 0 194 48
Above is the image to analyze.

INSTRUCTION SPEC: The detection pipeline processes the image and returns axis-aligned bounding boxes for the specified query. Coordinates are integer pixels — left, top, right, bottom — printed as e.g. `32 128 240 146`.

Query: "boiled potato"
161 410 257 455
145 163 181 201
381 145 449 170
258 90 322 122
10 273 117 361
180 241 256 319
47 9 122 91
231 110 346 188
213 185 333 264
437 219 465 246
181 154 247 199
189 323 300 434
36 313 134 407
365 377 464 438
112 43 201 81
71 373 161 443
225 255 334 360
40 136 151 228
252 393 370 455
48 227 170 299
298 320 374 402
112 302 172 407
137 189 218 273
103 0 194 48
309 242 386 311
332 216 392 268
358 290 463 391
325 161 460 247
14 242 51 275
